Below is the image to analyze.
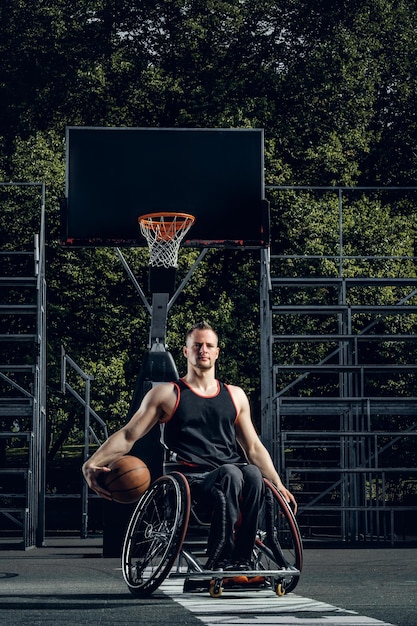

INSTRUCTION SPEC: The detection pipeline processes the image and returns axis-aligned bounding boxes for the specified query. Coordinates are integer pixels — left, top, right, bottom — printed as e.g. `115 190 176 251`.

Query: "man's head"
184 321 220 371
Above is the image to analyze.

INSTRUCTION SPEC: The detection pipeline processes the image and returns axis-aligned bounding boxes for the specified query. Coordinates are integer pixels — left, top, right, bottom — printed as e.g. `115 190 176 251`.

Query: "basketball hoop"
138 212 195 268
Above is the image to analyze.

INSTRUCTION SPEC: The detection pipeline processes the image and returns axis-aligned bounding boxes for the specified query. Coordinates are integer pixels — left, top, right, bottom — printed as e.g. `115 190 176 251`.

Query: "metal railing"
60 347 108 538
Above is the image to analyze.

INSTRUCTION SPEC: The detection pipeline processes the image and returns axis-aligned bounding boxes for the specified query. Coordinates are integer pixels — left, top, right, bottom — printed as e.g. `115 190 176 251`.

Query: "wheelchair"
121 465 303 598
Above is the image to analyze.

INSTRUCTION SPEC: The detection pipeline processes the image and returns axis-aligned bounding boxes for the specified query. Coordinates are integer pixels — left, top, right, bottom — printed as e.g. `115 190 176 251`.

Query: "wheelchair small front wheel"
121 472 190 596
275 580 286 596
209 578 223 597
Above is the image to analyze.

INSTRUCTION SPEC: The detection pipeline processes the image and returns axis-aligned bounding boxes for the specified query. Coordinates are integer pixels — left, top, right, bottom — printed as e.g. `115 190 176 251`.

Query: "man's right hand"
82 464 113 500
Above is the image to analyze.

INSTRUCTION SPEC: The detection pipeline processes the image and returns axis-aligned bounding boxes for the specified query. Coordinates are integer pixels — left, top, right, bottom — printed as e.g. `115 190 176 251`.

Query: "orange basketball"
101 455 151 504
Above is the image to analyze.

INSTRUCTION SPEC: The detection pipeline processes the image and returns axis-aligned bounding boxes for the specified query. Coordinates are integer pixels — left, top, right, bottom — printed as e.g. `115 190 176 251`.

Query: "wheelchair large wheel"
122 472 190 596
253 479 303 594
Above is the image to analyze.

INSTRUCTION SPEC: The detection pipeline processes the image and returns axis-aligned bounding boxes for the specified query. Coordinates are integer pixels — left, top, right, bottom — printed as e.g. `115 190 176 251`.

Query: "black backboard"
63 127 269 247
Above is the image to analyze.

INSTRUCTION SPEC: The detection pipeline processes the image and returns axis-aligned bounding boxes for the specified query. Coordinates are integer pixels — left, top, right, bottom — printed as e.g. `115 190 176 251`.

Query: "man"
83 321 296 572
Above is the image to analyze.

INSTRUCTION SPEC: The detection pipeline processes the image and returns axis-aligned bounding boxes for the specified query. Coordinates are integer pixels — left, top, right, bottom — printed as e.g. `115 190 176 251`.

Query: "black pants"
195 463 264 565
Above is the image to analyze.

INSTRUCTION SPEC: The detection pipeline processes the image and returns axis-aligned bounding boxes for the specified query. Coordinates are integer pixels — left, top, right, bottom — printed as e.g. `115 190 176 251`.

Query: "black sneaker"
211 558 232 572
231 560 265 585
229 559 251 571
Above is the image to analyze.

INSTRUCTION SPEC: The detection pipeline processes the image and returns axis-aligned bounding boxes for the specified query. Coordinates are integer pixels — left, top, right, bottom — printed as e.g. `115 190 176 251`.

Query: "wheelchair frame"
121 469 303 598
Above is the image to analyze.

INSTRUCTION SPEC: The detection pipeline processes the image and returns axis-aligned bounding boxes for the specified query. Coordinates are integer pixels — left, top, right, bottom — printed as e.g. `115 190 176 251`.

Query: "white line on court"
161 577 396 626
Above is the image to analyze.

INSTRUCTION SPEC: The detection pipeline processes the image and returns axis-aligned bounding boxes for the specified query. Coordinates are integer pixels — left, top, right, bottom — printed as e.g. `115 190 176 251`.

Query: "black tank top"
160 378 243 469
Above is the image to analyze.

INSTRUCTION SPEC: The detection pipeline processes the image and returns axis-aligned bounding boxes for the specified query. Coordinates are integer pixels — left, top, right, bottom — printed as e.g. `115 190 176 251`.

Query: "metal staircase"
0 183 46 548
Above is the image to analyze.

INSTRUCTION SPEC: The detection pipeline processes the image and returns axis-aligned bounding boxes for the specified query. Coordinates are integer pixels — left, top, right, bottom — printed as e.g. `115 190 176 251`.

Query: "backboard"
62 127 269 248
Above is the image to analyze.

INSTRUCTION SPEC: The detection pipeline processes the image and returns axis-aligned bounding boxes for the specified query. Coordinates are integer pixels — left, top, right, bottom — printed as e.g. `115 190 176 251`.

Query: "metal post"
81 376 91 539
149 293 169 349
37 183 47 547
260 247 274 459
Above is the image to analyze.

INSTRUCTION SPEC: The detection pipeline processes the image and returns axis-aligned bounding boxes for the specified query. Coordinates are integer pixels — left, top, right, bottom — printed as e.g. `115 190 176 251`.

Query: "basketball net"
138 212 195 268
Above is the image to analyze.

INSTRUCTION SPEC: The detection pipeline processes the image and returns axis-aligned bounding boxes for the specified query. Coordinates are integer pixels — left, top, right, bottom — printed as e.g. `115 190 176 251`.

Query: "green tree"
2 0 417 455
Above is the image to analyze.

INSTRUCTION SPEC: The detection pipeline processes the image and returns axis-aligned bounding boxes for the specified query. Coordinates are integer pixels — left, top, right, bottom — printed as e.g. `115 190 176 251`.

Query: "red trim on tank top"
224 383 238 422
159 381 181 424
179 377 221 398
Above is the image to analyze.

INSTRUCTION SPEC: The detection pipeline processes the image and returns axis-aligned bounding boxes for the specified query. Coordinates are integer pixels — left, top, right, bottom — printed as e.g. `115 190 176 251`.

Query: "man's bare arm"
231 385 298 513
82 383 174 499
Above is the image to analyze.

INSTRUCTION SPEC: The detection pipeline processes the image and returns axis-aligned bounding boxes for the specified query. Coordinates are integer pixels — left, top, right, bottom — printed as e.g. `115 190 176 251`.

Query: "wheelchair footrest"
183 577 271 592
178 567 300 593
179 567 300 578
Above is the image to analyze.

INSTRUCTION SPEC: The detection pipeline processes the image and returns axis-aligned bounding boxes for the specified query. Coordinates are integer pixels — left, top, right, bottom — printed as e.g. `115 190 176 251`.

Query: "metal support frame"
0 182 46 548
260 246 274 462
60 347 108 538
117 248 211 352
261 185 417 543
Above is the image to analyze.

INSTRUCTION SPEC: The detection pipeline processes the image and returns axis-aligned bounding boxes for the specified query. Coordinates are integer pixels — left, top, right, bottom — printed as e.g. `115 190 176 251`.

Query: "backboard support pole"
149 293 169 350
115 248 151 315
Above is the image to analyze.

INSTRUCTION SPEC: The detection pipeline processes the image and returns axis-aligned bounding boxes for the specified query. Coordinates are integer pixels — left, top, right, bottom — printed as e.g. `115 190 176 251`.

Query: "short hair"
185 321 218 344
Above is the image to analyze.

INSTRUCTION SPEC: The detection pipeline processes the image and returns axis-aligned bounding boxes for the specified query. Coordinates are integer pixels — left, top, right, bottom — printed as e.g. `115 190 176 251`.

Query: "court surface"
0 536 415 625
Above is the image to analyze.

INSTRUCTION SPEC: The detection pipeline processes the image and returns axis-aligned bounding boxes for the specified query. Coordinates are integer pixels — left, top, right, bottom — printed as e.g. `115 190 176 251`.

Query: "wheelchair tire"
253 479 303 594
122 472 190 596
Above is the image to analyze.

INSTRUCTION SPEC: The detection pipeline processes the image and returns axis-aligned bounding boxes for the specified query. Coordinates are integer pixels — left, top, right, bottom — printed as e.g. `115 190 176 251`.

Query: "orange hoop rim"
138 212 195 231
138 212 195 264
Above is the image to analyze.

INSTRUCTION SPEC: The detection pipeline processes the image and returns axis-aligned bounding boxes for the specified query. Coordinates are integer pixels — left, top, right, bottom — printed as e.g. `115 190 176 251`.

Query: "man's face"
183 329 220 370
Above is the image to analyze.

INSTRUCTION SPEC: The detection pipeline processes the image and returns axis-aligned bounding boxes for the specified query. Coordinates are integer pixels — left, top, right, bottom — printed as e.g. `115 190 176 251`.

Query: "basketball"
101 455 151 504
